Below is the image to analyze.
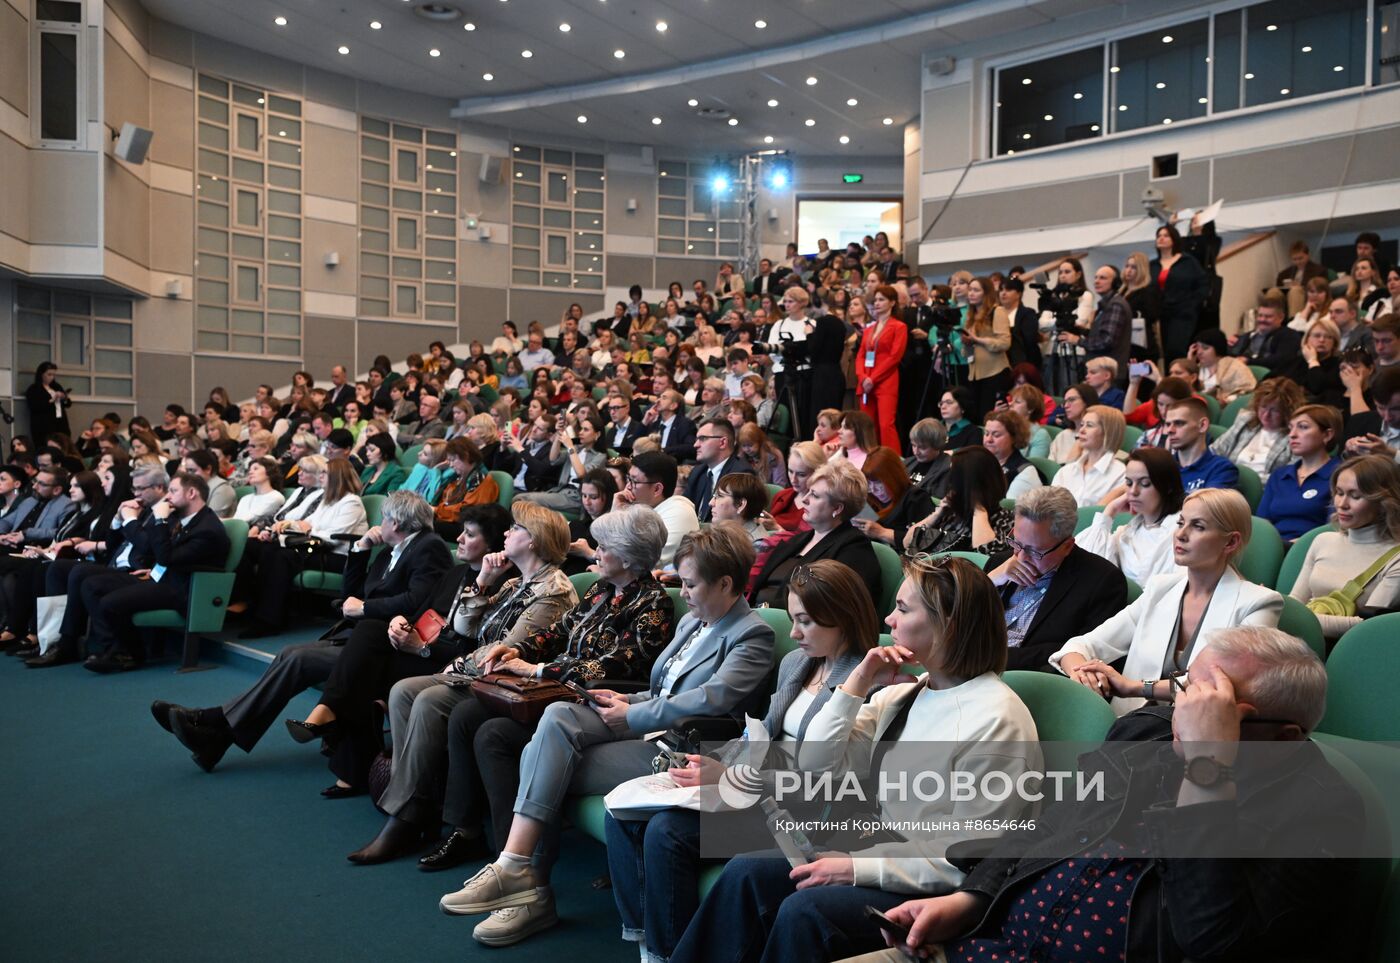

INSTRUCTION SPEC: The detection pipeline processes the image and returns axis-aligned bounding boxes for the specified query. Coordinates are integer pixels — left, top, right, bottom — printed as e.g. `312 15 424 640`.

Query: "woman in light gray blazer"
438 523 778 947
605 559 883 963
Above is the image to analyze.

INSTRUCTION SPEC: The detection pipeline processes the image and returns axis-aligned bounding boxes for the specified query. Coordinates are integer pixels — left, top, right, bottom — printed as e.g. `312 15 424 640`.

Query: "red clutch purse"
413 609 448 645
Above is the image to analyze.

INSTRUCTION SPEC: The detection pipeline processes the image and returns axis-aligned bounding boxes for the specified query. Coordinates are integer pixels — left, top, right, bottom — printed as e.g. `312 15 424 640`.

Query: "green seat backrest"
764 483 783 506
1000 497 1017 511
1045 424 1061 439
1120 425 1142 451
234 485 253 500
592 385 607 401
1028 456 1060 483
770 404 791 435
1238 516 1284 587
1207 423 1226 441
1276 524 1334 594
478 385 499 404
1318 614 1400 740
1247 364 1270 382
489 470 515 510
1203 394 1221 423
871 542 903 619
755 607 795 664
1125 577 1143 603
362 494 385 528
220 518 249 571
569 572 600 597
666 586 689 622
1220 392 1253 428
1279 594 1325 658
1236 465 1263 511
399 444 424 468
1074 505 1102 534
1002 670 1117 772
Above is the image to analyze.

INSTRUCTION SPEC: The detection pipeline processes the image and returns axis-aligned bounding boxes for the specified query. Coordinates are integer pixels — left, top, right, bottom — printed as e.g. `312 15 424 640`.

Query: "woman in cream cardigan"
961 276 1012 421
1050 488 1282 715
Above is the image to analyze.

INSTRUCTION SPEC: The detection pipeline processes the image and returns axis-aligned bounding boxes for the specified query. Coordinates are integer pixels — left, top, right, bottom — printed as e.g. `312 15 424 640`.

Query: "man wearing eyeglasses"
0 467 73 550
614 451 697 567
605 396 645 457
682 419 754 523
984 486 1126 671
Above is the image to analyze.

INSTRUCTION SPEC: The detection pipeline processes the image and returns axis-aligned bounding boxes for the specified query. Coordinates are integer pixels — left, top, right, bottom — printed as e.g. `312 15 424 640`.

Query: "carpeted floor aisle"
0 649 630 962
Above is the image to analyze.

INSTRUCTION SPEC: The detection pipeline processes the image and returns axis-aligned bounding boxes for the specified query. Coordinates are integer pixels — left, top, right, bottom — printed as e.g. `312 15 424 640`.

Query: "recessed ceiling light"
483 72 494 80
651 116 662 125
1007 149 1016 155
763 135 774 143
337 45 349 54
1280 87 1290 95
838 135 849 144
450 151 457 157
656 21 667 32
1021 77 1032 85
1161 35 1173 43
1155 82 1166 89
846 98 858 106
274 16 287 26
687 98 698 106
1022 133 1032 140
1090 124 1100 131
559 23 571 32
755 19 767 28
882 117 893 125
577 115 587 123
614 49 625 58
1118 104 1128 111
727 118 738 126
1162 117 1173 124
1109 66 1120 74
806 76 818 85
1043 113 1053 121
767 98 779 107
1301 45 1312 52
370 20 381 29
1198 96 1207 104
521 49 532 57
1244 72 1254 79
463 22 475 30
430 48 441 57
1334 64 1344 72
278 129 287 137
804 118 815 127
1266 23 1277 31
1073 92 1083 99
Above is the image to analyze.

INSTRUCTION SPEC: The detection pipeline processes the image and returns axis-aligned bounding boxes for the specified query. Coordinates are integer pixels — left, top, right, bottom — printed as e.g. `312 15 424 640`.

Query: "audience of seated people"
7 226 1400 957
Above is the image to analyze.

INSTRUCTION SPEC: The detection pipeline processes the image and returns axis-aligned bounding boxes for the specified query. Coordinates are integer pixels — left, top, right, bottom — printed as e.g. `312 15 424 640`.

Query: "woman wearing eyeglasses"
604 559 878 962
1051 488 1282 715
668 554 1040 963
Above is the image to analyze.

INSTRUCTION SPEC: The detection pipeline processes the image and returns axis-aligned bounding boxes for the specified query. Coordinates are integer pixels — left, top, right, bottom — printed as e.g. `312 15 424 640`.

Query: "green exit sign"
841 173 863 184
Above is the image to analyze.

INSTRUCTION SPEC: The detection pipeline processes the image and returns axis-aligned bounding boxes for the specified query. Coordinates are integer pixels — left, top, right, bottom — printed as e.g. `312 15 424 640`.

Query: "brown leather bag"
470 672 579 726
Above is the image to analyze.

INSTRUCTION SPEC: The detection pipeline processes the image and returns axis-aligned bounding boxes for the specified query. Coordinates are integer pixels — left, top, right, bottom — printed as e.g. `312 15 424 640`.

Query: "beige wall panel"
304 66 358 111
1213 128 1400 203
0 132 30 244
148 20 193 66
133 293 192 353
192 36 304 97
303 220 358 295
604 171 655 237
458 151 512 224
356 320 454 373
656 258 724 288
509 291 603 328
149 190 192 274
30 151 99 246
1340 127 1400 186
105 0 150 47
0 2 27 116
356 82 455 129
303 123 358 202
922 85 972 173
304 315 354 379
459 285 509 344
148 80 192 168
196 355 301 404
457 239 508 286
136 351 193 412
104 33 150 131
606 255 653 289
924 173 1120 240
103 158 149 264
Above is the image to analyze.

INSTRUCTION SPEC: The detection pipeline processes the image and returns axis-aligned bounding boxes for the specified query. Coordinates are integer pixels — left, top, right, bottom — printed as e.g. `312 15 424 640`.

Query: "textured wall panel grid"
459 284 509 345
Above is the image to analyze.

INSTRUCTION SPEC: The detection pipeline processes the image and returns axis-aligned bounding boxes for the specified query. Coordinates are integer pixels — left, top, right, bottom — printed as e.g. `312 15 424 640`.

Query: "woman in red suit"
855 285 908 450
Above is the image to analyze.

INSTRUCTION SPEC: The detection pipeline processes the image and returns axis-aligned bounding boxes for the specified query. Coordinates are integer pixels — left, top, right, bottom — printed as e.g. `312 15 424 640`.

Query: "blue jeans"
605 809 705 961
668 849 903 963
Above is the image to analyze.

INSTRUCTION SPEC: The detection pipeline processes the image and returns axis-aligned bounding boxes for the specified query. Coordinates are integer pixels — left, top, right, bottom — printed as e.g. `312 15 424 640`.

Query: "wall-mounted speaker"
114 122 154 165
479 154 504 183
927 56 957 77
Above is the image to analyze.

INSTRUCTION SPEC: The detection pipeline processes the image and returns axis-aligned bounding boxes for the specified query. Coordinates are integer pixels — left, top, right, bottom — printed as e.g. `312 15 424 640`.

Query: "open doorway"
795 198 902 257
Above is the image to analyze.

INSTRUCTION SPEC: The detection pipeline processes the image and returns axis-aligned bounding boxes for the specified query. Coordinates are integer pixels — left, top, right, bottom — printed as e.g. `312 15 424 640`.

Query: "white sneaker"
439 859 540 916
472 890 558 946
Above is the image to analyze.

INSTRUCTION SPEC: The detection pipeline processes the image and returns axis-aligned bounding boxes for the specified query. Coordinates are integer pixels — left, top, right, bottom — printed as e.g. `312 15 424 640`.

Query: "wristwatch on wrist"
1142 679 1159 701
1183 755 1235 788
418 643 433 659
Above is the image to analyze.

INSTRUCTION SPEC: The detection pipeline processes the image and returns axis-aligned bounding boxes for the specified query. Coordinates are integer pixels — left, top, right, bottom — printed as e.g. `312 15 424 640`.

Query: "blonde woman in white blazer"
1050 488 1282 715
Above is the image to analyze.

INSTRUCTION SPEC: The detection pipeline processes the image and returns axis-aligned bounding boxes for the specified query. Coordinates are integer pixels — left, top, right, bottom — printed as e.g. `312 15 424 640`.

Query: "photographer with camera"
757 287 815 437
901 281 964 441
1056 265 1133 392
1034 259 1094 395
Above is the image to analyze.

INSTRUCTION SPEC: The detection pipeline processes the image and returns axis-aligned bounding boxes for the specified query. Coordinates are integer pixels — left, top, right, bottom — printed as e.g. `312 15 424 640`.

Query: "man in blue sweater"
1165 397 1239 492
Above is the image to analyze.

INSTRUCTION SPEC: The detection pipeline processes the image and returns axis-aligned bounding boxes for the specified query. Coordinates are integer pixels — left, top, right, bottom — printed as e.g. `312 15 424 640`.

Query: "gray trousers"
377 675 476 819
221 638 342 752
514 699 656 824
515 487 582 514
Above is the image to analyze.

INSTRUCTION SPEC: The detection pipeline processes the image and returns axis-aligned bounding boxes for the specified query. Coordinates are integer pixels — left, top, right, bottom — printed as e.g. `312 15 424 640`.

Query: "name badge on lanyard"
864 350 876 368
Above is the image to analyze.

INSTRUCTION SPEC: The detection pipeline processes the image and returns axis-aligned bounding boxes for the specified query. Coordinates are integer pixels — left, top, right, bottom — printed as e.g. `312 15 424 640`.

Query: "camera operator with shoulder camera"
1056 265 1133 390
755 286 815 436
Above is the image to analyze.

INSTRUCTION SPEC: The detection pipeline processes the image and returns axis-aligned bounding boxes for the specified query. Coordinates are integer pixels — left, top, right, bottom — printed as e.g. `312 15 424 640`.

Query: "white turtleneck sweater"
1289 525 1400 639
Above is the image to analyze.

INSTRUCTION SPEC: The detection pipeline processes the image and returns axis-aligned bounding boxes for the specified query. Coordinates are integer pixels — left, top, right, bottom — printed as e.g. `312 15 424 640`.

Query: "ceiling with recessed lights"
137 0 1119 154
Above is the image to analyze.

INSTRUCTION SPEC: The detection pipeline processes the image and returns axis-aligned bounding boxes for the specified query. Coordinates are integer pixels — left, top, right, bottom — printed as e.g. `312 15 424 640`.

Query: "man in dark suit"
82 472 232 674
1229 296 1301 375
644 389 697 463
1274 240 1330 289
324 364 355 413
604 397 647 457
150 496 505 772
984 486 1127 671
751 259 779 299
682 419 754 521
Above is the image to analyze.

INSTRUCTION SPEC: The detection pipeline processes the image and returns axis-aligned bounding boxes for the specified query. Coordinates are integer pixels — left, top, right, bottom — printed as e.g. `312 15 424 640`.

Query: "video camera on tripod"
753 330 811 372
1030 282 1082 333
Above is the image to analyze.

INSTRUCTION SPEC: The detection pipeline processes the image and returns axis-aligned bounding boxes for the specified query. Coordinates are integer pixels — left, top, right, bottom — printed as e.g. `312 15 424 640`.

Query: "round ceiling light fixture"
414 2 463 23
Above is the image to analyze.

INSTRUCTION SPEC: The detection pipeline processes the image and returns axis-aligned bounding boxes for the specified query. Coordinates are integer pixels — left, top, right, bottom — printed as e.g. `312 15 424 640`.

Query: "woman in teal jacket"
359 433 408 496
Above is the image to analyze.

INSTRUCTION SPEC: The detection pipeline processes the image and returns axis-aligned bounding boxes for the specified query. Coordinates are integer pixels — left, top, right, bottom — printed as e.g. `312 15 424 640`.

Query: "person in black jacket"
150 494 491 772
983 486 1127 671
682 419 754 521
1229 296 1302 376
866 629 1366 963
643 390 697 463
748 459 881 617
1149 224 1210 366
23 362 72 448
82 472 231 674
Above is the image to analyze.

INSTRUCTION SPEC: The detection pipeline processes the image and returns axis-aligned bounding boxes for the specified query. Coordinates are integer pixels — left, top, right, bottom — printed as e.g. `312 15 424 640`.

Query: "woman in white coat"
1050 488 1282 715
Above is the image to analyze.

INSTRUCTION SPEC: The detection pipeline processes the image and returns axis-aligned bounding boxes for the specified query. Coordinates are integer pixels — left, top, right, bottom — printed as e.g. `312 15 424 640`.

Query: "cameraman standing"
760 286 814 435
1058 265 1133 389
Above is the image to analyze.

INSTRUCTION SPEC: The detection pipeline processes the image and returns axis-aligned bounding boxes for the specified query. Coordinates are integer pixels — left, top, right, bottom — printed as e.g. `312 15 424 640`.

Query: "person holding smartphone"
515 413 608 516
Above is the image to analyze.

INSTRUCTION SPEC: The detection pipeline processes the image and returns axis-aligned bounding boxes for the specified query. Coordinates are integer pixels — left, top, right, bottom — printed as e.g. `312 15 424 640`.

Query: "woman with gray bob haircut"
589 502 669 576
376 489 435 536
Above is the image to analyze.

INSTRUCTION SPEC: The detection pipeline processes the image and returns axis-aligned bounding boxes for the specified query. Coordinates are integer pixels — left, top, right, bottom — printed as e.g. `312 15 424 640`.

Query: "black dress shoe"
285 718 339 744
418 830 491 871
320 783 365 799
347 816 429 865
150 700 175 733
83 652 143 674
170 712 234 773
25 649 77 668
11 643 39 659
